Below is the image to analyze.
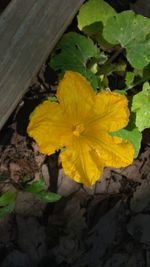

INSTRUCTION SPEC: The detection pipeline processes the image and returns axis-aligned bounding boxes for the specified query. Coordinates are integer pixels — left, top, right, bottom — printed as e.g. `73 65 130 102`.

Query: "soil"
0 1 150 267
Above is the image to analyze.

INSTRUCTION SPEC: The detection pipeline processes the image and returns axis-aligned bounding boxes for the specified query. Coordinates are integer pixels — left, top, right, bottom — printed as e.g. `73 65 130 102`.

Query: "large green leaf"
78 0 116 29
50 32 101 90
103 11 150 69
77 0 116 45
131 82 150 131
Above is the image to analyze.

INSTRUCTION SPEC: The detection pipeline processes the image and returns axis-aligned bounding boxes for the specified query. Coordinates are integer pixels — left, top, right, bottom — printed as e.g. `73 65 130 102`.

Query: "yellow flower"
27 71 134 187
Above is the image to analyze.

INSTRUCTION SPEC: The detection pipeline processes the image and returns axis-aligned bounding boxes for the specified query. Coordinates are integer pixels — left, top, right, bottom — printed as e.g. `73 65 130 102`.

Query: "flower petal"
60 139 104 187
57 71 96 124
91 91 129 132
86 131 134 168
27 100 71 155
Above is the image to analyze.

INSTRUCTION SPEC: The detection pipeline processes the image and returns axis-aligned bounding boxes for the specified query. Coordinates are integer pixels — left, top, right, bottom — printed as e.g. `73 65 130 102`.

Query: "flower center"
73 123 85 137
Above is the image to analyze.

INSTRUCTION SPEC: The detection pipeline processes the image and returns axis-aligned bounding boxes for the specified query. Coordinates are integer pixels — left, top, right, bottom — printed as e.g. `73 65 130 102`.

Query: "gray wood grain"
0 0 84 129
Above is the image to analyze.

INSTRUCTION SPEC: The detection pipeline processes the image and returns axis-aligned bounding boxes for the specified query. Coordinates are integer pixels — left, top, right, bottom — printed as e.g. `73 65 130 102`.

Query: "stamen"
73 124 85 137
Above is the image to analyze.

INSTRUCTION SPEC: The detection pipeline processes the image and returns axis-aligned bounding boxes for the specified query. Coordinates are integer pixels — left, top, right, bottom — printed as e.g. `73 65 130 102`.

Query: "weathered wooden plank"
0 0 84 130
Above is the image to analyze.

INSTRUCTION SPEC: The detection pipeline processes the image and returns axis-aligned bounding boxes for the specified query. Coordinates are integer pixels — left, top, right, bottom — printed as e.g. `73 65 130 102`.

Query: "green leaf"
47 96 58 102
134 68 143 78
25 178 45 194
34 191 61 203
0 191 16 206
78 0 116 29
50 32 101 90
131 83 150 131
103 11 150 69
77 0 116 46
125 72 135 88
143 81 150 96
25 178 61 203
0 192 16 218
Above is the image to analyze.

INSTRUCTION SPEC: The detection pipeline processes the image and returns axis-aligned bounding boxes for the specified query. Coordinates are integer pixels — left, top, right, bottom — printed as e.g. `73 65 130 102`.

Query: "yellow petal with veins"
27 100 72 155
57 71 96 124
91 91 129 132
85 131 134 168
60 138 104 187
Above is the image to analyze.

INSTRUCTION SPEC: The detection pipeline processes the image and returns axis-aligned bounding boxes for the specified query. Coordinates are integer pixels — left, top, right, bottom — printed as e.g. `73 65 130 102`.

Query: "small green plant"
0 177 61 218
25 178 61 203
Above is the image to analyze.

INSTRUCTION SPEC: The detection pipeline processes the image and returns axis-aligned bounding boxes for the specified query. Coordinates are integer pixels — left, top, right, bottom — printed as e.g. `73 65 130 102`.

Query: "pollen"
73 123 85 137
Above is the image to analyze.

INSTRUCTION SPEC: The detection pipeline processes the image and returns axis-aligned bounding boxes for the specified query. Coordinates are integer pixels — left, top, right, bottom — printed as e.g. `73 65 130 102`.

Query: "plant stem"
106 47 124 65
125 74 150 91
98 47 124 76
46 153 59 193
